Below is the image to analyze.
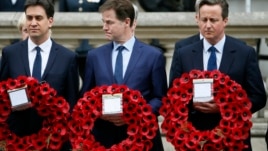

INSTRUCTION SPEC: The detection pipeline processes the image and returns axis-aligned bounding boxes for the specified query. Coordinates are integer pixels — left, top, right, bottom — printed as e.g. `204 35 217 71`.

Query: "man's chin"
105 36 113 41
29 33 39 38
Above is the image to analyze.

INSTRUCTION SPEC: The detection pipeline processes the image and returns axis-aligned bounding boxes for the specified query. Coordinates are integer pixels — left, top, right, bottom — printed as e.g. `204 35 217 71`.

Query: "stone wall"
1 12 268 79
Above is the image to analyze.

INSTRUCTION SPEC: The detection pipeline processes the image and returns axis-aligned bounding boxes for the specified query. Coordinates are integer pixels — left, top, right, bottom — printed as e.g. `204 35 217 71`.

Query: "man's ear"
48 17 54 28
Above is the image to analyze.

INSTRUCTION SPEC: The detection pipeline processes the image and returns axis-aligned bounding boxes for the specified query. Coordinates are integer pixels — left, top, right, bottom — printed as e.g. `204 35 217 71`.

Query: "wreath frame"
69 84 159 151
160 70 252 151
0 76 70 151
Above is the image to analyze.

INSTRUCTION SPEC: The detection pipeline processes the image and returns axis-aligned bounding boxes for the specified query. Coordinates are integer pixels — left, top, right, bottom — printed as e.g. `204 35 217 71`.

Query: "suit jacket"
170 34 201 86
170 36 267 150
138 0 182 12
81 38 167 150
266 130 268 150
0 39 79 136
0 0 25 11
59 0 106 12
174 34 201 51
171 34 247 86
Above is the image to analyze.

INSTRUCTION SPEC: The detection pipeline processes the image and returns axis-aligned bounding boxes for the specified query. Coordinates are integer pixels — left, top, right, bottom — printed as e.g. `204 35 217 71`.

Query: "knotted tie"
114 46 125 84
32 46 42 81
207 46 217 71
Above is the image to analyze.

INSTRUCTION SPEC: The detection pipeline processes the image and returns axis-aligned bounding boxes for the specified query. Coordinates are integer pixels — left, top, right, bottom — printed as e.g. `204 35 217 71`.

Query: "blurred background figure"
59 0 106 82
1 0 26 44
17 13 29 41
138 0 183 12
182 0 196 12
0 0 26 11
138 0 196 12
137 0 197 60
59 0 106 12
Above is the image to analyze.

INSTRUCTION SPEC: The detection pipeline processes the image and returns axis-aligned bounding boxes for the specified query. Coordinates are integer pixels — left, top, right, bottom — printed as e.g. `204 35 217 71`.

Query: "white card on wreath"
193 78 213 102
7 86 31 110
102 93 123 115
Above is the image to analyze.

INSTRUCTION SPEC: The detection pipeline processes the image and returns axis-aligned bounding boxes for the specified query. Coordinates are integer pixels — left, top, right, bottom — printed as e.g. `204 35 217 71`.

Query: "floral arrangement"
0 76 70 151
69 84 158 151
160 70 252 151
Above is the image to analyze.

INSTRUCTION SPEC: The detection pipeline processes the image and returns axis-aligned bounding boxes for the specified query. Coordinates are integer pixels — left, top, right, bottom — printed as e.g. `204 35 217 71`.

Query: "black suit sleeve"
66 54 80 110
245 48 267 113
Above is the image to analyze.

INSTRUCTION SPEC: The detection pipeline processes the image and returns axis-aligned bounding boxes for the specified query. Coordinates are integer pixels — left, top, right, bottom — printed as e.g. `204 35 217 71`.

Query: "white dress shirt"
112 36 135 77
203 35 225 70
28 38 52 76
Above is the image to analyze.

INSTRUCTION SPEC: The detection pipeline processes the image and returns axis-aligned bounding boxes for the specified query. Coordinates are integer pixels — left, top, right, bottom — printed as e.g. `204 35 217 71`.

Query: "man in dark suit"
59 0 106 82
170 0 202 83
0 0 79 149
266 126 268 150
80 0 167 150
171 33 201 82
59 0 106 12
169 0 267 150
138 0 183 12
0 0 25 11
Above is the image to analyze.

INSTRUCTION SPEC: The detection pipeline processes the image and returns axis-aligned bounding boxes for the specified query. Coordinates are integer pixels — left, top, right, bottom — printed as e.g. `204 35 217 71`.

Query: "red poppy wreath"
0 76 70 151
69 85 158 151
160 70 252 151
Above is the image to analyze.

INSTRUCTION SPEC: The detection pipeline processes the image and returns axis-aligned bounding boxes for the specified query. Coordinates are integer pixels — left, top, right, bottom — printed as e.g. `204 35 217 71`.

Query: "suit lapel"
219 37 236 73
42 41 58 80
104 43 115 82
191 34 201 44
192 40 204 70
123 40 142 83
21 40 31 76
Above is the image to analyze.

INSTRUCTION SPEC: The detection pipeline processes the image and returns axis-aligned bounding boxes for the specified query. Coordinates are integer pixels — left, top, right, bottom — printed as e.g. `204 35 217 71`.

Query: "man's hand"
101 114 125 126
12 103 32 111
193 100 219 113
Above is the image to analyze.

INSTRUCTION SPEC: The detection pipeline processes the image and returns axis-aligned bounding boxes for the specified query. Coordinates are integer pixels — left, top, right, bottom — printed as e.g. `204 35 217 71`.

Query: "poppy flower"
177 104 188 117
203 143 218 151
221 109 233 120
6 79 19 90
140 126 150 136
32 135 46 150
40 83 55 96
180 73 191 84
189 69 204 79
167 87 181 100
0 102 11 118
159 104 169 117
210 129 223 143
241 98 252 110
143 140 153 151
218 74 230 85
241 108 252 121
172 78 182 88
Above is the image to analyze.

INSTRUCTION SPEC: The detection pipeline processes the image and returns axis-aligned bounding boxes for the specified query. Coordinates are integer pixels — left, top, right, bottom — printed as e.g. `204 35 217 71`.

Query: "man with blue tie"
169 0 266 150
80 0 167 150
0 0 79 150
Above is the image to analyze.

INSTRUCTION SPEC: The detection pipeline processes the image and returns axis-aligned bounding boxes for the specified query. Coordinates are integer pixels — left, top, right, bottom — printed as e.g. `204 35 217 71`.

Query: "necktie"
32 46 42 81
114 46 125 84
207 46 217 71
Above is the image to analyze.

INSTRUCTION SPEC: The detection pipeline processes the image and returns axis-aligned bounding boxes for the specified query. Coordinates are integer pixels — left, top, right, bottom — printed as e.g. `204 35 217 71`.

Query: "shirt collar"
113 36 135 52
203 35 226 54
28 37 52 53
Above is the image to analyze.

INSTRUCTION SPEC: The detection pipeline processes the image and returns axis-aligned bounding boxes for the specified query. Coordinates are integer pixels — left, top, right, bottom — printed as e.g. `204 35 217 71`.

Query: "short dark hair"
99 0 135 27
24 0 55 18
199 0 229 19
